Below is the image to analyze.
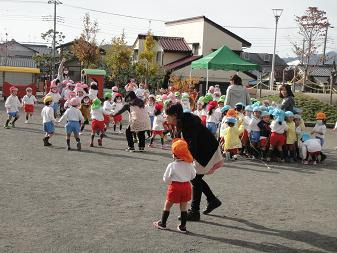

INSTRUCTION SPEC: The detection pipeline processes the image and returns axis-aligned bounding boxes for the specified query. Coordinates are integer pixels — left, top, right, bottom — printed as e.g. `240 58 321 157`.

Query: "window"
264 54 271 62
192 43 199 55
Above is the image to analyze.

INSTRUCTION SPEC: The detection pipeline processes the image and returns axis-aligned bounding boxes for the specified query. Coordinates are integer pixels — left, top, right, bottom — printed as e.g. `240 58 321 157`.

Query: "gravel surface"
1 101 337 253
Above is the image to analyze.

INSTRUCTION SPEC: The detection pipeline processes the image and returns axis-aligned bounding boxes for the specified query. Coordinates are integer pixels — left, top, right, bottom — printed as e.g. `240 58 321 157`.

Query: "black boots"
203 198 222 215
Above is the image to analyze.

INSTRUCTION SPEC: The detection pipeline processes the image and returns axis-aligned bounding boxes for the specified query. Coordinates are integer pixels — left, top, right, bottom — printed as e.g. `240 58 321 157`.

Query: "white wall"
165 19 204 56
202 21 243 55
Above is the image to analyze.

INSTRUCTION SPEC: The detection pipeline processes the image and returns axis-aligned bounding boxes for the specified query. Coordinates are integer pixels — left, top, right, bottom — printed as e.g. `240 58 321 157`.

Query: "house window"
156 52 162 65
192 43 199 55
264 54 271 62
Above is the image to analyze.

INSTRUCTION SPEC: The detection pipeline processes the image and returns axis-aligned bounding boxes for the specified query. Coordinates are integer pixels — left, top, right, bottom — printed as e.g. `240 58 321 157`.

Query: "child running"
58 97 84 151
90 98 105 147
149 103 165 148
153 138 196 233
79 95 91 134
22 87 37 124
112 93 124 134
4 86 21 129
41 96 56 146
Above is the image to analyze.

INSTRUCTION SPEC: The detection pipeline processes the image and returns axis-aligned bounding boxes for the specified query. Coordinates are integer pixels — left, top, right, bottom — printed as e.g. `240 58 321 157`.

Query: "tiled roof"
0 56 37 68
23 44 52 55
298 65 334 77
137 34 191 52
164 55 202 71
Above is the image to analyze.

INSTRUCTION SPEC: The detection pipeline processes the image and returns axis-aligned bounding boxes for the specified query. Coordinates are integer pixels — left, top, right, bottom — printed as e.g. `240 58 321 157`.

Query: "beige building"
133 16 254 92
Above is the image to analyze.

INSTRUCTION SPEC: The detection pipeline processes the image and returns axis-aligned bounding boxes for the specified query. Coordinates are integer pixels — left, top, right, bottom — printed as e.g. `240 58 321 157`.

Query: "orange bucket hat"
171 138 193 163
226 108 237 118
316 112 326 120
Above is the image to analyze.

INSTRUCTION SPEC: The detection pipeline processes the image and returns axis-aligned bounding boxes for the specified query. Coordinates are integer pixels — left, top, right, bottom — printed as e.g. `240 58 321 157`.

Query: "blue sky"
0 0 336 57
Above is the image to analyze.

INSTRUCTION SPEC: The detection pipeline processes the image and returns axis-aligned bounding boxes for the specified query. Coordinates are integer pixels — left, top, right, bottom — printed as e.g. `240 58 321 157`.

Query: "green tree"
41 29 65 46
104 33 134 86
72 13 100 68
136 32 161 88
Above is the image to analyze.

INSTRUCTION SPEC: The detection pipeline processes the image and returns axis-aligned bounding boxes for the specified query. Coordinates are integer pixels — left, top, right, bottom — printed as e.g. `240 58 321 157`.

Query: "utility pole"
322 25 334 65
329 61 337 105
48 0 62 79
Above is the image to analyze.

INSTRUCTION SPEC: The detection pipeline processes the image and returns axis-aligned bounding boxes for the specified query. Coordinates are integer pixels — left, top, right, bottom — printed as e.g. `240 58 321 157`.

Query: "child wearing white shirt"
153 138 196 233
22 87 37 123
112 93 124 134
4 86 22 129
312 112 327 147
58 98 84 151
149 104 166 148
41 96 56 146
90 98 105 147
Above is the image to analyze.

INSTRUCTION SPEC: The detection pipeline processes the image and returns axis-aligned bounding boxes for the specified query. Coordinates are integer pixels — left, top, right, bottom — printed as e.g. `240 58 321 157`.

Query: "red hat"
208 101 218 110
10 86 18 92
155 103 163 111
172 138 193 163
115 93 122 98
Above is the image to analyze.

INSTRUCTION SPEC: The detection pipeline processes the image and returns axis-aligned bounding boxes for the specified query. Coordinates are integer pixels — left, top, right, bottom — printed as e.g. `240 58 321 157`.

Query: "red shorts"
103 114 110 124
260 138 269 148
152 130 164 135
309 151 320 156
240 129 249 143
113 114 122 123
166 182 192 203
24 104 34 113
92 119 105 133
270 132 286 147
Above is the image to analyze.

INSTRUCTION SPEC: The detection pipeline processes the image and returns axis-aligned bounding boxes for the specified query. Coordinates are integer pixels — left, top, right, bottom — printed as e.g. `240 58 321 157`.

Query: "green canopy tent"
190 45 259 91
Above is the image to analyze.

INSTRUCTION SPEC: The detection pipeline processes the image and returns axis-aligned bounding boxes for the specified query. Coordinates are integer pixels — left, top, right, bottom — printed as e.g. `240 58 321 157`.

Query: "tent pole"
206 69 209 93
189 66 192 79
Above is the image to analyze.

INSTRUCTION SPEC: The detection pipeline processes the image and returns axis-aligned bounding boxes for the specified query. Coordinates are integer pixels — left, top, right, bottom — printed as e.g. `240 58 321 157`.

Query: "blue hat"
245 105 253 112
253 106 262 112
261 111 270 117
221 105 231 113
285 111 294 118
226 117 237 124
300 133 311 142
235 102 245 107
183 108 191 113
259 105 267 112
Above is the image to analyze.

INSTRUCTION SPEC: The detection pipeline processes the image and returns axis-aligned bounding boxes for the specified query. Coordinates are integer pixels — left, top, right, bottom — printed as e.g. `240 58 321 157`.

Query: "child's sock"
119 124 122 131
160 137 164 146
90 134 95 144
26 115 29 120
150 137 154 145
66 139 70 147
180 211 187 228
161 210 170 226
113 124 116 132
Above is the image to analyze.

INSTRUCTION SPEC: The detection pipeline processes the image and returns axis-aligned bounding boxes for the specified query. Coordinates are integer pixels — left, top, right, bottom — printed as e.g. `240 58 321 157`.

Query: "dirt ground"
0 101 337 253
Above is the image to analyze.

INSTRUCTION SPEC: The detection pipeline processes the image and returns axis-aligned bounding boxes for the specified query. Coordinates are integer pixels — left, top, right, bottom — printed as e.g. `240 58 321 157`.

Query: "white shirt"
22 95 37 105
146 104 155 117
302 139 321 158
59 106 84 122
91 107 104 121
244 115 251 130
46 92 61 103
163 160 196 184
88 89 98 100
41 106 55 123
103 101 114 115
206 112 219 123
153 114 165 131
5 95 21 113
312 124 326 139
271 120 288 134
193 109 205 117
135 88 145 98
248 117 260 132
112 102 123 113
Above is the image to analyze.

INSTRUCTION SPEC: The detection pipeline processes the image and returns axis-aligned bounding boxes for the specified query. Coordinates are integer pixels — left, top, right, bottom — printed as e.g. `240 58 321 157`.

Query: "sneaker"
3 125 10 129
77 142 81 151
303 160 309 165
153 221 167 230
10 122 15 128
177 225 187 234
79 132 83 136
203 198 222 215
233 155 238 160
67 146 71 151
90 143 94 147
24 120 29 124
312 161 317 165
179 210 200 221
98 139 102 146
148 144 154 148
119 130 123 134
126 147 135 152
139 147 145 152
44 142 52 147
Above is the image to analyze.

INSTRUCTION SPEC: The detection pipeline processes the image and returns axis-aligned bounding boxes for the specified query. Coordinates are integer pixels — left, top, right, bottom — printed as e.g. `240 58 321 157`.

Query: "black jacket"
179 113 219 167
257 120 271 138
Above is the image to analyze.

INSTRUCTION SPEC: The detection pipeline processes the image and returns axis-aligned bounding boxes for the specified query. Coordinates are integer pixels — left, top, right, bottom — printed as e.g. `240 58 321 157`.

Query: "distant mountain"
283 51 337 65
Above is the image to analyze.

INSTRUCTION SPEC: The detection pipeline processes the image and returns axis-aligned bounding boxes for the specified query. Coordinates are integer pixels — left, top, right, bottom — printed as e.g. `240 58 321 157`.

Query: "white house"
133 16 254 92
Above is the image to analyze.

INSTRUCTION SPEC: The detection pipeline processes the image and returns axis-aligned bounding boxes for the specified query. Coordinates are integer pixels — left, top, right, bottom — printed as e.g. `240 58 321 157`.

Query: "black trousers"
126 126 145 149
190 174 216 212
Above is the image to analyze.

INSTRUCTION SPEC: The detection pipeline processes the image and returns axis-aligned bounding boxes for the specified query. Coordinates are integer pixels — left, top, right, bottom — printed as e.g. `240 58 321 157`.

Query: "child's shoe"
98 139 102 146
126 147 135 152
148 143 154 148
24 120 29 124
302 160 309 165
233 155 238 160
77 142 81 151
153 221 167 230
177 225 187 234
3 125 10 129
90 142 94 147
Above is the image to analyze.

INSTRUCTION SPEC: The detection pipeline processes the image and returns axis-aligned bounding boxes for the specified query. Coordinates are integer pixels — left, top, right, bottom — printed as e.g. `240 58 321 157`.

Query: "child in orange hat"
153 138 196 233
